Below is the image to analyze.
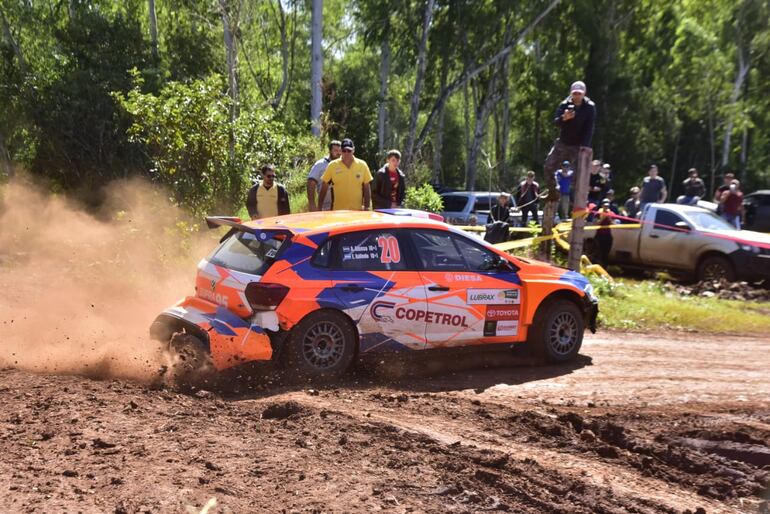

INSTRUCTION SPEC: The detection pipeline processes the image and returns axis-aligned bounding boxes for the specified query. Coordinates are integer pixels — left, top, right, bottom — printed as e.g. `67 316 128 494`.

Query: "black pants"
520 203 539 226
596 232 613 268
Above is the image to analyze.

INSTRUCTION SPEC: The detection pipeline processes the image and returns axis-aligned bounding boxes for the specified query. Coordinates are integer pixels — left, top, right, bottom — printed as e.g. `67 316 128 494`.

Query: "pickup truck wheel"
528 299 584 363
284 310 356 381
697 255 735 282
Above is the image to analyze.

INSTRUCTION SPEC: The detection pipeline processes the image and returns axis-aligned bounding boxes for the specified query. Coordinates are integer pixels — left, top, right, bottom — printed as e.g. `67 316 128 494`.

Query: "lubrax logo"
467 288 521 305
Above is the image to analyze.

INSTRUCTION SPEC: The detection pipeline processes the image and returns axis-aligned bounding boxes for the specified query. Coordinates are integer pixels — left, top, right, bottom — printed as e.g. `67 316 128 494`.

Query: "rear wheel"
528 299 584 363
697 255 735 282
284 310 356 380
168 333 216 391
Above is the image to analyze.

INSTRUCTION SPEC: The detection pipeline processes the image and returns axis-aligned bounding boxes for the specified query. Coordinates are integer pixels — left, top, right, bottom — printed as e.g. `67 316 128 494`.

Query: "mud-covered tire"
528 299 584 363
284 310 356 381
168 333 216 391
697 255 735 282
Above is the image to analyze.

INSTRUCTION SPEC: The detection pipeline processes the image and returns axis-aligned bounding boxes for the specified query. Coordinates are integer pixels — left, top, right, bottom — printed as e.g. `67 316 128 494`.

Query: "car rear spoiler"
375 208 444 222
205 216 293 242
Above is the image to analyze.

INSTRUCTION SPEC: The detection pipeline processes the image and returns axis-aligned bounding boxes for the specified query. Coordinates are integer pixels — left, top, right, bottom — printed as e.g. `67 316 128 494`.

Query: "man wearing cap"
307 140 341 211
554 160 573 220
543 81 596 200
639 164 667 211
623 186 641 220
317 138 373 211
246 164 291 220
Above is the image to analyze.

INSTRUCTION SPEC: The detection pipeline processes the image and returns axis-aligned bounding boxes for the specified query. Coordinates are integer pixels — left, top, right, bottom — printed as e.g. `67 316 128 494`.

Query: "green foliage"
403 184 444 213
114 72 309 217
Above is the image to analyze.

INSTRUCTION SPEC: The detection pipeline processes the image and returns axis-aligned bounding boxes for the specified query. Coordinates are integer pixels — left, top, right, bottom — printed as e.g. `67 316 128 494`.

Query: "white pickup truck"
584 203 770 282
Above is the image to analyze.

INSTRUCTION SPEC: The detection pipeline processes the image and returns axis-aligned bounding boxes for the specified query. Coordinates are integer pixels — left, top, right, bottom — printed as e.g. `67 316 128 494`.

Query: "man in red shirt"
720 179 744 229
372 149 406 209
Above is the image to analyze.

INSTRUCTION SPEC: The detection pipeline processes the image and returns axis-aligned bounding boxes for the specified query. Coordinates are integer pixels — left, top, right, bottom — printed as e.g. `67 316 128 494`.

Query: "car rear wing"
375 208 444 222
205 216 293 242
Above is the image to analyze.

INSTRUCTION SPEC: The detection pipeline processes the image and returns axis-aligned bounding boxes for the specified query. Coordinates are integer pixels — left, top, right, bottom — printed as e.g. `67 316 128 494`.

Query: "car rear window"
207 231 286 275
442 195 470 212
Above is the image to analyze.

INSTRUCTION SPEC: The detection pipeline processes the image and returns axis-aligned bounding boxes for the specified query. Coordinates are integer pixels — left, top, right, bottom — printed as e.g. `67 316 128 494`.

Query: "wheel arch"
291 307 361 358
695 250 734 278
150 313 211 348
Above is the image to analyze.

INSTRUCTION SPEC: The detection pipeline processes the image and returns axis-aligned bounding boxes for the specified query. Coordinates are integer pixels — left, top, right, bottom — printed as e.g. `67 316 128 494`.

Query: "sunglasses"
342 148 353 153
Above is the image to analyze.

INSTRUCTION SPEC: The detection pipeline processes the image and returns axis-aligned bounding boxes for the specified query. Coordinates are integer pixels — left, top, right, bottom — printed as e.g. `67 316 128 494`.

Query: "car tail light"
244 282 289 311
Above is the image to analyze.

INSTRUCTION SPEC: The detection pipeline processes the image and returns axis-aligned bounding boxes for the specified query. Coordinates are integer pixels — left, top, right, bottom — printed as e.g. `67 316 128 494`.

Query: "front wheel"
528 299 584 363
284 310 357 380
697 255 735 282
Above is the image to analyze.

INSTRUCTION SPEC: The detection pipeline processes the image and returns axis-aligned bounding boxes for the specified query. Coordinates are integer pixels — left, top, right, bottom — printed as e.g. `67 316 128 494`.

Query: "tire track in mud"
259 392 727 513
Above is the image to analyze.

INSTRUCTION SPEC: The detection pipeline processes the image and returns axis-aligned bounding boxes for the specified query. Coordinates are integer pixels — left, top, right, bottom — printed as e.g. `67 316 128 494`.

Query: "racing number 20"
377 235 401 264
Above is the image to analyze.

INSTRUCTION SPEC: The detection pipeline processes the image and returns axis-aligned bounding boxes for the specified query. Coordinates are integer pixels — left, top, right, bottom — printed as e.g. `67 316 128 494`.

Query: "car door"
639 207 695 267
327 229 428 352
406 229 523 348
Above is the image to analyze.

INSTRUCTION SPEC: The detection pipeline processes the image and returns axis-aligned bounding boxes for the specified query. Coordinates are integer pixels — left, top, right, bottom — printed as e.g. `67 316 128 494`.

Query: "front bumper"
730 250 770 280
582 296 599 333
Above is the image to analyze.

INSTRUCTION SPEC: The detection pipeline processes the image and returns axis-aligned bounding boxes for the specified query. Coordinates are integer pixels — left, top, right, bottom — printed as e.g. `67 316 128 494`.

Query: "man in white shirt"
307 140 341 211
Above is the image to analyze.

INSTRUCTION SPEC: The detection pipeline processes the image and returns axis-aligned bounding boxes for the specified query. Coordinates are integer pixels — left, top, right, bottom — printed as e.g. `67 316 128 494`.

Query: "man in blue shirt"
555 160 573 220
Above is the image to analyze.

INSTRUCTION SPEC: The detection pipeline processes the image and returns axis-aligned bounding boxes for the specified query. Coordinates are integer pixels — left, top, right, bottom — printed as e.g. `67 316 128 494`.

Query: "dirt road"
1 332 769 514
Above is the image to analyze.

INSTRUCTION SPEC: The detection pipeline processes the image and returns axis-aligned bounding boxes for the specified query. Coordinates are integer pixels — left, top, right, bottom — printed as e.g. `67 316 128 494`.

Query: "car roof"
244 210 449 236
746 190 770 196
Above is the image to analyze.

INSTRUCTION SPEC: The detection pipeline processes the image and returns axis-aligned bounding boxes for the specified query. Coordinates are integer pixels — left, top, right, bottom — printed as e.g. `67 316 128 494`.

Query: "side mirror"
674 221 691 232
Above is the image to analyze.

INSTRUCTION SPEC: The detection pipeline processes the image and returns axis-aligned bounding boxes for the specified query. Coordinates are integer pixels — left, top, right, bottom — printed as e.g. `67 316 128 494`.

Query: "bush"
403 184 444 213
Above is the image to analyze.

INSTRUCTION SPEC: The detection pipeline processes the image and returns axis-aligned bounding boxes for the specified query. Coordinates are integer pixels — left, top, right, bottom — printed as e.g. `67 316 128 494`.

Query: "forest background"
1 0 769 216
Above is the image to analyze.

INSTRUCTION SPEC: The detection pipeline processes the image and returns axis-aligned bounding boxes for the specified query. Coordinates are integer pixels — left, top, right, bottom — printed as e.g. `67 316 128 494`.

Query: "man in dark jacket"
543 81 596 202
246 164 291 219
678 168 706 205
372 149 406 210
515 171 540 226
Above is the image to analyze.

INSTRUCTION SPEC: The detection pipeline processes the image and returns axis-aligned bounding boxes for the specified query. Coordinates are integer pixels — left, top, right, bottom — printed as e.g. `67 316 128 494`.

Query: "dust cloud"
0 178 220 384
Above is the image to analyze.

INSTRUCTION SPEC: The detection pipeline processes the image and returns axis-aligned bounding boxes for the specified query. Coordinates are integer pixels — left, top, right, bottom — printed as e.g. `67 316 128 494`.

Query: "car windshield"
207 231 287 275
687 211 737 231
442 196 470 212
473 197 495 211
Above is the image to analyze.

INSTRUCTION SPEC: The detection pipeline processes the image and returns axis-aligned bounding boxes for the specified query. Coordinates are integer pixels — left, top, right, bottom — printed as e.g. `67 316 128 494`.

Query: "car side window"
653 210 685 232
332 230 406 271
453 236 500 272
311 238 333 268
410 231 467 271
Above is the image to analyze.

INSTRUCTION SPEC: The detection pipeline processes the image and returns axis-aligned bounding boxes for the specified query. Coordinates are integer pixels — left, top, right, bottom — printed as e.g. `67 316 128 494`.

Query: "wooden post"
568 147 593 271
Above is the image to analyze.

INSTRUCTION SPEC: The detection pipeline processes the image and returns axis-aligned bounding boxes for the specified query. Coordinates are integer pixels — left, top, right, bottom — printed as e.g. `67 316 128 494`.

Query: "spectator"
639 164 667 210
515 170 540 226
713 172 736 212
588 160 606 204
605 189 620 215
307 140 341 211
555 160 574 220
623 186 641 219
490 193 510 223
246 164 291 220
595 198 614 268
677 168 706 205
317 138 373 211
542 81 596 204
372 149 406 209
720 179 744 229
600 163 613 195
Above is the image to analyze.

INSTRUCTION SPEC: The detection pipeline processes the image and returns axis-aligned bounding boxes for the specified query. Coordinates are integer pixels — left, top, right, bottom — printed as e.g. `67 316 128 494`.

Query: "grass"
591 276 770 335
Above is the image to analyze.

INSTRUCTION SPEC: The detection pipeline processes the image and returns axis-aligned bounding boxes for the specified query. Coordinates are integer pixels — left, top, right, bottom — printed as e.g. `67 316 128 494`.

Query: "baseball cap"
341 138 354 150
601 198 611 205
562 160 570 166
570 81 586 94
630 186 640 194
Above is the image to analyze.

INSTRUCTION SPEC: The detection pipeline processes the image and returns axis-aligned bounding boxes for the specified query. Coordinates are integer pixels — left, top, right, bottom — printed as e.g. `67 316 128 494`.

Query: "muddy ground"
1 333 769 514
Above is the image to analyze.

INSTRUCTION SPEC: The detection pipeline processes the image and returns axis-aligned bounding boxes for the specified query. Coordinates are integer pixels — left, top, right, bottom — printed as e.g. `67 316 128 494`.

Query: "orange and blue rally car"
150 209 598 380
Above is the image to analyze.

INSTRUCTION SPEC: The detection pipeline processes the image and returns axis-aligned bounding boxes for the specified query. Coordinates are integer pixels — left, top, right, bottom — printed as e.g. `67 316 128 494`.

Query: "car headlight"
738 243 760 254
583 283 598 301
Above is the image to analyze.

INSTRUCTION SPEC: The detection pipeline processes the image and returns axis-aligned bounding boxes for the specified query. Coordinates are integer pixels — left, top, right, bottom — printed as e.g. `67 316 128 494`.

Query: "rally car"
150 210 598 380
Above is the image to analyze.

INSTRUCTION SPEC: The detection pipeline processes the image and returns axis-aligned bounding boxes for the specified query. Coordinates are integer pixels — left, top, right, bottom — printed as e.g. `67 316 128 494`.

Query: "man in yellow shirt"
317 138 373 211
246 164 291 219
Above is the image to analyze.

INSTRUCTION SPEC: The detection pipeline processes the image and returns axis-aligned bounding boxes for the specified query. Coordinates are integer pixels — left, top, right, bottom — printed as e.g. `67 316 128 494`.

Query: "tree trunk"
403 0 436 170
708 102 716 196
378 31 391 154
432 59 447 184
669 125 681 197
1 6 27 75
269 0 289 109
0 130 12 180
148 0 159 62
567 148 593 271
220 0 239 160
466 72 501 191
720 49 750 169
310 0 323 137
739 127 748 181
